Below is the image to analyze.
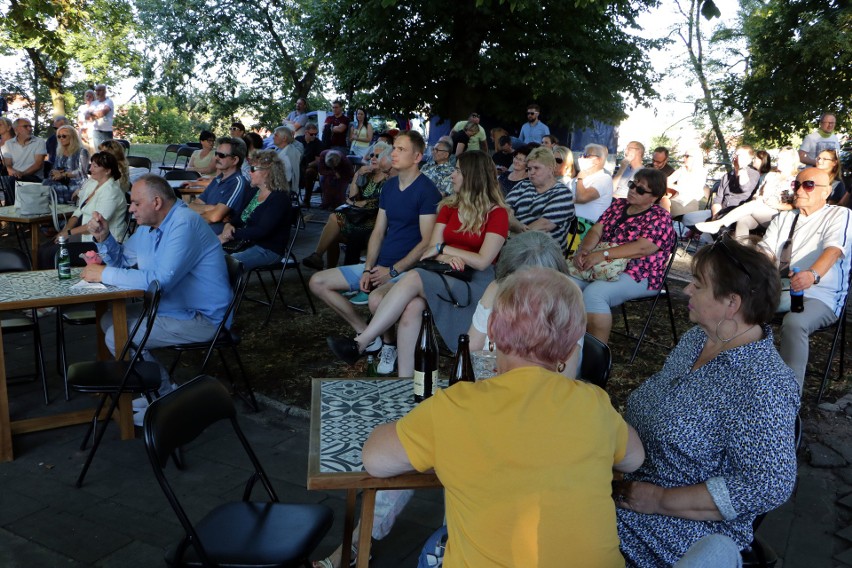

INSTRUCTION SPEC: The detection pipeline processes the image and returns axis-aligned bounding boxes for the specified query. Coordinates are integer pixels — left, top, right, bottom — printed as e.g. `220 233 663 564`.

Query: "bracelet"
363 268 372 273
436 242 446 254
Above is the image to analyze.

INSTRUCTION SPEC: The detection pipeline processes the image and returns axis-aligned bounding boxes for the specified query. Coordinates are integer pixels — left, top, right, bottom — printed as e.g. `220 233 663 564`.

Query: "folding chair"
0 249 48 404
812 270 851 403
614 243 679 363
165 256 256 410
115 139 130 151
245 193 316 325
163 169 200 181
578 333 611 390
127 155 152 171
144 375 333 567
67 280 162 487
158 144 183 175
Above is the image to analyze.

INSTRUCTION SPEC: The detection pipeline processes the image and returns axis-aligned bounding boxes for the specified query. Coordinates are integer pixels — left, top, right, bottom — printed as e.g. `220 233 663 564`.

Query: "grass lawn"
124 143 169 164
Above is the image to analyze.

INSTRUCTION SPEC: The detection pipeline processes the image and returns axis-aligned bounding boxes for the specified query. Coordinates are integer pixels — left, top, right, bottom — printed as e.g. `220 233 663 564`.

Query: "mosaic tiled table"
0 268 142 461
308 378 442 568
0 203 76 268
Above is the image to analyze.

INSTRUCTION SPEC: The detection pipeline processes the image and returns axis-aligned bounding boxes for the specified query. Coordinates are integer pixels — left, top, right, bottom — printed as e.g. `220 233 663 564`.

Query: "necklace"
716 322 758 344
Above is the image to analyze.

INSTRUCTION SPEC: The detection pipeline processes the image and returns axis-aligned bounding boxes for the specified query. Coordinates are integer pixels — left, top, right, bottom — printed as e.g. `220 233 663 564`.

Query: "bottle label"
413 370 437 398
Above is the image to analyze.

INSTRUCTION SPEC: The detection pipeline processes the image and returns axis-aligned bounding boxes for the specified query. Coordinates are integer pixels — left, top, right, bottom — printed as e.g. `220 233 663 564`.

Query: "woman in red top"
328 150 509 376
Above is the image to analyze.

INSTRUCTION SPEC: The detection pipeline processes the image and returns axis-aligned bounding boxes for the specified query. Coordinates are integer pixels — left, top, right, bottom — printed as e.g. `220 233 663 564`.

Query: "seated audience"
574 143 614 223
313 149 355 210
0 117 14 150
302 143 393 271
229 122 246 138
327 150 508 377
540 133 559 148
362 266 644 567
695 147 797 237
241 132 264 178
497 144 531 195
188 136 250 234
759 167 852 392
272 125 300 192
187 130 217 176
553 145 576 186
491 135 514 174
570 168 675 344
98 139 131 192
817 148 847 206
284 97 309 137
349 109 374 158
219 150 292 271
420 140 454 196
1 117 46 182
683 145 759 229
752 149 773 188
615 237 799 565
488 127 508 155
506 146 574 252
650 146 675 177
613 141 646 199
45 116 69 164
663 146 707 217
798 112 840 166
43 125 89 204
451 113 486 151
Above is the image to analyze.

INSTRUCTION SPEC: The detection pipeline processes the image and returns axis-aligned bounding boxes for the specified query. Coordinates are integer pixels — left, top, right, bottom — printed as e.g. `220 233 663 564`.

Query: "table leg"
105 298 133 440
29 221 40 270
341 489 356 568
356 489 377 568
0 324 12 461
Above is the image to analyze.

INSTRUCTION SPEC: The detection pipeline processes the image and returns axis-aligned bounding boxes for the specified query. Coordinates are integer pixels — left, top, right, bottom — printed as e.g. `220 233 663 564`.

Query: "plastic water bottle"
56 236 71 280
790 267 804 313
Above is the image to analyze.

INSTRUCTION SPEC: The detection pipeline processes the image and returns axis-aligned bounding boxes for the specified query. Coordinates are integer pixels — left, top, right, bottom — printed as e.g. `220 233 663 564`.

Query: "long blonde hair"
440 150 506 234
99 140 130 190
56 125 82 157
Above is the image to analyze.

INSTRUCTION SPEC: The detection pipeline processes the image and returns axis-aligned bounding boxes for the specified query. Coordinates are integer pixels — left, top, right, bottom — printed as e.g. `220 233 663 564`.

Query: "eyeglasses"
470 113 479 118
582 153 600 159
20 124 33 128
816 156 837 162
627 180 652 196
57 135 69 139
370 153 382 158
215 151 234 159
791 179 828 192
708 235 752 286
249 165 269 172
432 148 448 154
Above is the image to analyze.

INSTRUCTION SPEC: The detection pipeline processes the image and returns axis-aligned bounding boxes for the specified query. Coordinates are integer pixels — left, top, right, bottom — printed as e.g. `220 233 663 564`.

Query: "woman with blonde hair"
553 145 576 184
328 150 509 377
43 125 90 203
98 139 131 191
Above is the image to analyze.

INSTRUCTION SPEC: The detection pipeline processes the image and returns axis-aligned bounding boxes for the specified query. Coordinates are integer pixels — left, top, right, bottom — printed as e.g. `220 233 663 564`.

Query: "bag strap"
778 213 800 273
436 272 472 308
48 186 60 232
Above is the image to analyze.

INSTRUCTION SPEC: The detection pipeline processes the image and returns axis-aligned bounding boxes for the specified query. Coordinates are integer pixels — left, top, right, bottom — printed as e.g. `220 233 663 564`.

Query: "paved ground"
1 213 851 566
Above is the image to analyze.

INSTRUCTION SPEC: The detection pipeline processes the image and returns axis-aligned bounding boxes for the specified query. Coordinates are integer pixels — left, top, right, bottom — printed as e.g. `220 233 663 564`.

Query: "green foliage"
720 0 852 146
113 96 208 144
305 0 661 129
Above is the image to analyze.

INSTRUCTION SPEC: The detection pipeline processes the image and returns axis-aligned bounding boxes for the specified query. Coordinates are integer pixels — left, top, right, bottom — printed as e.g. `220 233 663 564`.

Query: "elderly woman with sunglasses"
219 150 292 271
615 237 799 566
570 168 675 345
42 125 90 203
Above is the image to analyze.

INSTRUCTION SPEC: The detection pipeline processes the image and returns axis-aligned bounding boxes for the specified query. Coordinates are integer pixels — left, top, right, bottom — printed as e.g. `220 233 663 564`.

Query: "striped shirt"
506 180 575 252
199 171 251 217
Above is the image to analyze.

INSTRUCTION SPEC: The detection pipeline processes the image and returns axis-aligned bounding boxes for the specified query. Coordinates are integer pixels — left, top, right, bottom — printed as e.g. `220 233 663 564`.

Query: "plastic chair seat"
62 308 96 324
164 501 334 567
68 360 162 393
1 316 39 329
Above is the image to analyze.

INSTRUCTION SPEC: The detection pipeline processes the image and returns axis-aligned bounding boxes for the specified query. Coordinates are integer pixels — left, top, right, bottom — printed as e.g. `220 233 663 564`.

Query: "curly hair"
249 149 288 192
439 150 506 234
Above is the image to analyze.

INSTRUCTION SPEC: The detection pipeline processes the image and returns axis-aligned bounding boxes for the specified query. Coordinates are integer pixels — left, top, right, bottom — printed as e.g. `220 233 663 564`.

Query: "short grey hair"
325 150 342 168
274 125 294 144
53 115 68 126
496 231 569 280
13 118 31 128
137 174 178 203
584 143 608 161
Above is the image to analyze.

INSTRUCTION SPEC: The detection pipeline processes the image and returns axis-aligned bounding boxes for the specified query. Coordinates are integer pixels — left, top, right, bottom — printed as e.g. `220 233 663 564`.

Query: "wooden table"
308 378 441 568
166 180 205 203
0 268 143 461
0 204 76 269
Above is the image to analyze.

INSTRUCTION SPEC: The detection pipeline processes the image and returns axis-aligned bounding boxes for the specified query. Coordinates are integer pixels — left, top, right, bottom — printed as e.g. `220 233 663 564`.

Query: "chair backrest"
281 192 301 264
160 144 182 165
163 169 200 181
578 332 611 389
220 255 248 322
177 146 195 159
0 248 31 273
115 139 130 151
183 141 202 149
127 155 152 171
118 280 162 364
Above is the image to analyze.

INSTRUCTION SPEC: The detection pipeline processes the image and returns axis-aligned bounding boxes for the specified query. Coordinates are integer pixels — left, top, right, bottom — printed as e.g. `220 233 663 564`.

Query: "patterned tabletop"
0 268 134 305
0 204 76 222
317 378 447 473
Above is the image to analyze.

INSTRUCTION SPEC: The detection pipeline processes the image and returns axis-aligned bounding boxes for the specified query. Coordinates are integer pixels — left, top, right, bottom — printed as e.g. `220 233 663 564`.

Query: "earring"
488 341 495 352
556 362 566 373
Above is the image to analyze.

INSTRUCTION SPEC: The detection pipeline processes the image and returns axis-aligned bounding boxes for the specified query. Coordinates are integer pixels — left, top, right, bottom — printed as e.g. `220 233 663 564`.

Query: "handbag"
15 183 61 231
415 259 474 308
222 239 250 253
336 203 377 227
566 242 629 282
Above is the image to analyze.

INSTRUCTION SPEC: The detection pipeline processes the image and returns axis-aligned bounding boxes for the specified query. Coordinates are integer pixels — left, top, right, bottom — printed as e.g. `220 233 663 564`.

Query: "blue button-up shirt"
97 201 230 323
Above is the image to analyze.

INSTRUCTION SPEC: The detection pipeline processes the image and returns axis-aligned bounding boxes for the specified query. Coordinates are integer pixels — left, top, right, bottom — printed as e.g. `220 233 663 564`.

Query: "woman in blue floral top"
614 236 799 566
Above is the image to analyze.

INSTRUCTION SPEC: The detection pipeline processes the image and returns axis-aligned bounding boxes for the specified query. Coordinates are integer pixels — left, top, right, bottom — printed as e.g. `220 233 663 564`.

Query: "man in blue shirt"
310 130 441 373
520 103 550 144
82 173 232 423
189 136 251 234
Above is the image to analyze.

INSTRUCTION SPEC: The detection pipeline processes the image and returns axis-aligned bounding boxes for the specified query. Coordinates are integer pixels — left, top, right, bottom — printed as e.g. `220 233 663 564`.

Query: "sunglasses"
249 165 269 172
57 135 69 139
370 153 383 158
709 235 753 286
215 151 234 159
791 180 828 192
582 153 600 159
527 111 537 115
554 157 564 164
627 180 652 195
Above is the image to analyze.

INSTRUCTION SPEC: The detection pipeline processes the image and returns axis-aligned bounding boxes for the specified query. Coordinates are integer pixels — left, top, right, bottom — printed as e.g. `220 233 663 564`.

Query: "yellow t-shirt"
397 367 628 567
452 120 487 151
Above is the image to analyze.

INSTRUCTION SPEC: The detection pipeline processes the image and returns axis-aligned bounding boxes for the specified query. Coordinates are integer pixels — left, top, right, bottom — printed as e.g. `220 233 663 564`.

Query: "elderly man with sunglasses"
188 136 250 235
760 167 852 393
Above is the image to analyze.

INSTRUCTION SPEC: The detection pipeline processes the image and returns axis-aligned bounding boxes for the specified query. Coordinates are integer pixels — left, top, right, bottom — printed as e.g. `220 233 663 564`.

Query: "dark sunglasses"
791 180 828 192
582 153 599 159
627 180 652 195
215 151 234 159
554 157 564 164
526 111 537 115
708 235 753 286
249 165 268 172
370 153 382 158
57 135 69 139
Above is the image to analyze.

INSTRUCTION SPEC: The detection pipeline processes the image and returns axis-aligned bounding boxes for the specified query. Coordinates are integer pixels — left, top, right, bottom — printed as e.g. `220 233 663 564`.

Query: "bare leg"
397 297 426 377
309 268 368 333
327 239 341 268
368 282 398 345
315 214 343 257
587 313 613 344
659 195 672 212
355 272 424 352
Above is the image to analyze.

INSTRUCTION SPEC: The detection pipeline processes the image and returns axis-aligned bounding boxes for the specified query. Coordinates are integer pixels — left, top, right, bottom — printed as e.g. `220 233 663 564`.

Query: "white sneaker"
132 397 150 411
377 344 398 375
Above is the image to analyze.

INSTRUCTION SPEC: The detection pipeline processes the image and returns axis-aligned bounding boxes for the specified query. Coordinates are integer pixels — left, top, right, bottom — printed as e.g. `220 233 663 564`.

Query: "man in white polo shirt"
1 118 47 182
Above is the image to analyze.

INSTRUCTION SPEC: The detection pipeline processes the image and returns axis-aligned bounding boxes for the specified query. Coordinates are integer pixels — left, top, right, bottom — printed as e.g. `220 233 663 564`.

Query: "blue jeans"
230 245 282 272
92 129 113 149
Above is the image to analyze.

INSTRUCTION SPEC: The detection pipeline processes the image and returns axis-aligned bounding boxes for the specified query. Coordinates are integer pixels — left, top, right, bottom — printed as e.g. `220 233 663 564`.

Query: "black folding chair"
578 332 612 390
812 270 851 403
127 155 152 171
67 280 162 487
144 375 333 567
158 144 183 175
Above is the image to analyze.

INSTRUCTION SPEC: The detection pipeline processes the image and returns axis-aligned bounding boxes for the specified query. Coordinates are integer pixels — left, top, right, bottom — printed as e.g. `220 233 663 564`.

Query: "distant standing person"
349 109 374 158
799 113 840 166
520 103 550 144
451 112 486 151
77 89 95 153
88 84 115 148
284 97 309 137
323 99 350 154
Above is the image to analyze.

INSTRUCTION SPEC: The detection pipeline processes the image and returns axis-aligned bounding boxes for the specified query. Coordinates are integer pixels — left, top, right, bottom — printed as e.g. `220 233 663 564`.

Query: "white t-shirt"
761 206 852 315
574 169 613 222
91 97 114 131
799 131 840 160
668 165 707 205
1 136 47 179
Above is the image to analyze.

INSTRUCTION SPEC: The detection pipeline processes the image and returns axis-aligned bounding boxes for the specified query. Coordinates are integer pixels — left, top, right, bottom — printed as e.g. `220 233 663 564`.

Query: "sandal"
312 560 334 568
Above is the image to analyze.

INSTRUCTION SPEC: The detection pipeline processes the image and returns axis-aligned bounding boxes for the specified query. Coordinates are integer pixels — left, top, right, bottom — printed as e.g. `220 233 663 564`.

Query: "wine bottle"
413 310 439 402
449 334 475 386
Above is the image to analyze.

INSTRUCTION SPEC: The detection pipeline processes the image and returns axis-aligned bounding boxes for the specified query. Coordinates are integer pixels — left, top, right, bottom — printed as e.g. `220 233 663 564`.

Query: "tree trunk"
24 48 66 117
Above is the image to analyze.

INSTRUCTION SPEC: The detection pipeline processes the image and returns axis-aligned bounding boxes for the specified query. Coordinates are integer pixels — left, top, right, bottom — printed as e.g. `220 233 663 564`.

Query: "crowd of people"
1 89 850 566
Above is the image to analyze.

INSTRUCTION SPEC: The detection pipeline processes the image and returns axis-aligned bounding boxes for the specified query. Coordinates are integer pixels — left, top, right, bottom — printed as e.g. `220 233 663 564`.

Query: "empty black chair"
158 144 183 175
165 256 256 410
115 138 130 151
0 248 48 404
127 155 152 171
163 169 200 181
144 375 333 567
68 280 162 487
578 332 611 390
161 145 195 173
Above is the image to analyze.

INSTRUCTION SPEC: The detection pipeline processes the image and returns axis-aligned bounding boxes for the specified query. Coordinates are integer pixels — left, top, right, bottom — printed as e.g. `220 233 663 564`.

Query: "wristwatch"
603 250 611 262
389 266 400 278
809 269 821 284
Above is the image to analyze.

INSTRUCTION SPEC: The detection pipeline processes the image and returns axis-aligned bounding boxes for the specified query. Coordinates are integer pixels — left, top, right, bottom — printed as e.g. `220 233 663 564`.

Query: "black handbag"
414 259 474 308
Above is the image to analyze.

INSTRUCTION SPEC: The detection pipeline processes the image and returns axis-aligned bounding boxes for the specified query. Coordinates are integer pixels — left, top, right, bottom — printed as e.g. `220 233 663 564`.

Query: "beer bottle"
56 236 72 280
790 267 804 313
413 310 439 402
449 334 475 386
366 354 378 377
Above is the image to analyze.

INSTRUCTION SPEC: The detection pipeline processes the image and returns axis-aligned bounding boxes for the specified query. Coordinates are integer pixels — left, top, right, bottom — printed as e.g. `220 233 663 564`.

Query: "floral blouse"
596 200 675 290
